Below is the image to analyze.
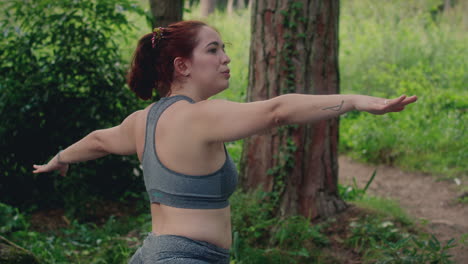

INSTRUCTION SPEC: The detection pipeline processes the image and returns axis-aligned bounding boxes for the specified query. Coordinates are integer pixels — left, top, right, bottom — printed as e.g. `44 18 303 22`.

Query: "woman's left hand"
354 95 418 115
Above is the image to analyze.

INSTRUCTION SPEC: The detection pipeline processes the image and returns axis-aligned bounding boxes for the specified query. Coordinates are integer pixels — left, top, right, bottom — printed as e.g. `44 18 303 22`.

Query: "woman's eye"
209 48 217 53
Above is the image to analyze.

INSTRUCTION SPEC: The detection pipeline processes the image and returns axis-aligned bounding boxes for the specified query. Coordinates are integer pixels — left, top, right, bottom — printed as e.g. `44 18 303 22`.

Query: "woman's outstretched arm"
188 94 417 143
32 110 142 176
273 94 417 125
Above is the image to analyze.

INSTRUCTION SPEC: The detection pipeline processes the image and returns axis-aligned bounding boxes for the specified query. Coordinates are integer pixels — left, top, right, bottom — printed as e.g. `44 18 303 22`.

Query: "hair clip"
151 27 164 48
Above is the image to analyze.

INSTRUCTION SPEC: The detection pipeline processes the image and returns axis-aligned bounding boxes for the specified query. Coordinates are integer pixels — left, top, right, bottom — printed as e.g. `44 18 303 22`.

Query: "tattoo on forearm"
322 100 344 111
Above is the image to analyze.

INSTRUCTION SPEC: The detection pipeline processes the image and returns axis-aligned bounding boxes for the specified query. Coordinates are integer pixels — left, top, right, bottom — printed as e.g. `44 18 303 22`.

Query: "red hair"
127 20 207 100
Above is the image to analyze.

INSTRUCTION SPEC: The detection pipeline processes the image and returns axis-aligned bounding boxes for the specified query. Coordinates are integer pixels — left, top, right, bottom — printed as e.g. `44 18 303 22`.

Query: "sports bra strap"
143 95 195 161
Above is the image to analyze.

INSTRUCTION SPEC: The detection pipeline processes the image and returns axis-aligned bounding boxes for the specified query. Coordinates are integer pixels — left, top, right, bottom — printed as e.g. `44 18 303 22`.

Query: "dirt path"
338 155 468 263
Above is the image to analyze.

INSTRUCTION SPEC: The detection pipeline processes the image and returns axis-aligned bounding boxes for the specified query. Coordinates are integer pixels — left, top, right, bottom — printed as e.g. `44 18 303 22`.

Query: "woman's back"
134 95 235 249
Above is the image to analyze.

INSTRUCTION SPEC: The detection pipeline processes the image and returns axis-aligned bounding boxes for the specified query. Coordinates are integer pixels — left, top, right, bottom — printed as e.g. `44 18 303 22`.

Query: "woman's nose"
223 54 231 64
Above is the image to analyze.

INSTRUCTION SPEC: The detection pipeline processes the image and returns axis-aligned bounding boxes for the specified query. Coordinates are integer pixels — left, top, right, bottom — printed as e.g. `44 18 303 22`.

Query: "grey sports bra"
141 95 238 209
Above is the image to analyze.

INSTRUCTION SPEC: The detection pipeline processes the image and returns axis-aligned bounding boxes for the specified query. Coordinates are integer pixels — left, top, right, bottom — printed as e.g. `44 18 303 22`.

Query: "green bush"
376 235 457 264
0 202 29 234
0 202 151 264
346 216 456 263
347 216 405 252
7 213 150 264
230 189 276 248
230 189 330 263
274 215 329 250
0 0 147 217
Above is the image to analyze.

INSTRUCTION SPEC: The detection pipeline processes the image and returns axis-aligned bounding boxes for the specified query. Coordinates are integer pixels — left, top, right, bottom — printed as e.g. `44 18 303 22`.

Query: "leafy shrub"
339 170 377 201
230 189 330 263
347 216 405 252
0 202 29 234
8 213 149 264
376 235 456 264
340 62 467 178
0 0 147 217
346 214 456 263
274 215 329 250
230 189 276 248
352 196 413 226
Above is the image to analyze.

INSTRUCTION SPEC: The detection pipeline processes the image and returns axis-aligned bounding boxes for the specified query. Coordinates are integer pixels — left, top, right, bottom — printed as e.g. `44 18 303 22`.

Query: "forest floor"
338 155 468 263
25 156 467 263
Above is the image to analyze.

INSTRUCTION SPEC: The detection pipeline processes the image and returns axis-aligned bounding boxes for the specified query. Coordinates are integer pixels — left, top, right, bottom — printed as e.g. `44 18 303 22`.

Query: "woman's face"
186 26 231 96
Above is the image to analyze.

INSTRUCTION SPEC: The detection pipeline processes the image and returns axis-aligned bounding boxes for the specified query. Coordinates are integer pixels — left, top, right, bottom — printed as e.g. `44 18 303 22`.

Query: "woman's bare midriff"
150 203 232 249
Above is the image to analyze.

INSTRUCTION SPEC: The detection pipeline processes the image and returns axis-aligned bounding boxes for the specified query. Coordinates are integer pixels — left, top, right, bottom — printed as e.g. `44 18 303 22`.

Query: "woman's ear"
174 57 191 77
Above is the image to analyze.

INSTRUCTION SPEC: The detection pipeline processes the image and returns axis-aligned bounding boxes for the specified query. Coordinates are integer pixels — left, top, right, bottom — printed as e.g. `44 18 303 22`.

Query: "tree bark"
241 0 346 220
200 0 216 17
237 0 245 9
148 0 183 27
227 0 234 15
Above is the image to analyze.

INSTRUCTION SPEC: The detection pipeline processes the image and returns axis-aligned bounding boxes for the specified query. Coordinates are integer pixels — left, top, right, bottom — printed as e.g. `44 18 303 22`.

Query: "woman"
33 20 417 263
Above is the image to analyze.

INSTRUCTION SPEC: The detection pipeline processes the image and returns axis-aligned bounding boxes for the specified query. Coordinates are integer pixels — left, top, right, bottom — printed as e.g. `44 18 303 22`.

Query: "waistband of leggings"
147 232 230 255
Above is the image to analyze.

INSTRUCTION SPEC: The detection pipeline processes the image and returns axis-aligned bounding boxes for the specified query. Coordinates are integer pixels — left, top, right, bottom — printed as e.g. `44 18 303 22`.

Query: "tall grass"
339 0 467 179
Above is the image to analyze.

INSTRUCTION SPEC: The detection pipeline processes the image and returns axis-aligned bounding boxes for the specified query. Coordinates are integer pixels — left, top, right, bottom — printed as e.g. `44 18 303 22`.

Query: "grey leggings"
128 233 230 264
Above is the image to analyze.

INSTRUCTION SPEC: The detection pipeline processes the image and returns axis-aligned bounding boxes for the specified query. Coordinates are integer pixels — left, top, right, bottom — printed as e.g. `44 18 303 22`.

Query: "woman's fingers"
32 164 43 173
33 167 48 174
386 95 406 107
33 163 68 176
366 94 416 115
401 95 418 106
385 95 417 110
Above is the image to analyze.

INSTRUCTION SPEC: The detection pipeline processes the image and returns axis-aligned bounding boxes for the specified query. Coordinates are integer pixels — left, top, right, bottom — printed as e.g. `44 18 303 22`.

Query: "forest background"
0 0 466 263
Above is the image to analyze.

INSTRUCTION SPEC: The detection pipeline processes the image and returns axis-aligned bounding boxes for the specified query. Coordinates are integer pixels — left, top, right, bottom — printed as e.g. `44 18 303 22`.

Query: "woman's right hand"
353 94 418 115
33 156 69 176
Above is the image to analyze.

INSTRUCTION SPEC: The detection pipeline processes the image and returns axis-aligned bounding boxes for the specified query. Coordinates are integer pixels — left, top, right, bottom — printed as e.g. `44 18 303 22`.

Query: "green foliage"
3 203 151 264
230 189 329 263
339 169 377 201
0 202 29 234
339 0 467 179
347 216 405 252
343 195 459 263
458 195 468 204
346 216 456 263
230 189 459 263
2 194 463 264
230 189 276 247
274 216 329 250
352 196 413 226
0 0 147 217
376 235 457 264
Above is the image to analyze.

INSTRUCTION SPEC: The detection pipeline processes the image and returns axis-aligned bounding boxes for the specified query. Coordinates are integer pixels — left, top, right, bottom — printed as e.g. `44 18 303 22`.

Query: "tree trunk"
200 0 216 17
241 0 347 220
444 0 451 10
227 0 234 15
236 0 245 9
148 0 183 27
